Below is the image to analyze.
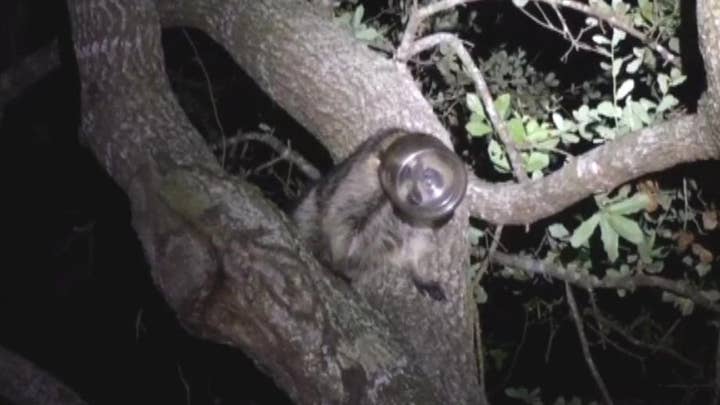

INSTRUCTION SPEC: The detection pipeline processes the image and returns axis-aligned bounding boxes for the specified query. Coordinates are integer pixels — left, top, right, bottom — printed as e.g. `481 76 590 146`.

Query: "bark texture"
65 0 475 403
0 344 88 405
55 0 720 403
155 2 480 401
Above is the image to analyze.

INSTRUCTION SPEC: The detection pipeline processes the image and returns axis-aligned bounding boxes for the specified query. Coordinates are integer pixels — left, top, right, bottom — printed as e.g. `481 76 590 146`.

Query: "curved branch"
0 39 60 117
66 1 442 403
154 2 482 403
157 0 452 161
0 344 88 405
467 114 719 224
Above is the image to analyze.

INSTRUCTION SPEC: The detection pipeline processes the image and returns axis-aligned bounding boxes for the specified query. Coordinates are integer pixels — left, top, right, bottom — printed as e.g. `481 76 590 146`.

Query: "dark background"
0 1 715 404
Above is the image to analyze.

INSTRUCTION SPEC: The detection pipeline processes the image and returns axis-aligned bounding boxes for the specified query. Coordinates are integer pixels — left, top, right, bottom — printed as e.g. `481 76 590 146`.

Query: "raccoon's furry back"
292 131 434 282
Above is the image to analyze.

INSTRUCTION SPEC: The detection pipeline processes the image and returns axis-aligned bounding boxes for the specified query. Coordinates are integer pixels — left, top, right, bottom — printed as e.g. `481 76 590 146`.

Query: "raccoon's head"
379 132 467 225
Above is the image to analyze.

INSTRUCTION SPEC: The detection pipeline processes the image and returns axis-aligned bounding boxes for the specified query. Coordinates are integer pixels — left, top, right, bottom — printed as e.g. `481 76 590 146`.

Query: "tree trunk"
65 0 480 403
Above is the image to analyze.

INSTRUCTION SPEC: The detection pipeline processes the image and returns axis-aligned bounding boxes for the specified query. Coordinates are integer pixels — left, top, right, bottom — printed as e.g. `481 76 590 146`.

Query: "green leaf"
657 73 669 95
606 193 650 215
612 58 624 77
570 213 601 247
657 95 678 112
468 226 485 245
525 151 550 172
475 285 488 304
526 120 550 142
638 0 653 22
507 117 526 143
670 67 686 86
494 93 511 119
611 28 626 47
354 27 379 41
592 35 610 45
616 79 635 100
701 290 720 302
488 139 510 172
352 5 364 28
466 119 492 137
548 223 570 238
573 105 591 122
600 215 619 261
597 101 619 118
560 133 580 144
466 93 483 114
626 57 642 74
607 214 644 244
696 263 712 277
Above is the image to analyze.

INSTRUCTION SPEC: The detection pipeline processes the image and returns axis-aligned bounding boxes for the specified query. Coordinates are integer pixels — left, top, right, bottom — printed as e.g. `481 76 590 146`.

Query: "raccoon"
292 130 467 298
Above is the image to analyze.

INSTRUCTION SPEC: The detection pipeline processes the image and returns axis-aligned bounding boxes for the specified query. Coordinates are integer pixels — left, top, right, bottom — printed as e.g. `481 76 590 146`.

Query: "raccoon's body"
293 130 466 297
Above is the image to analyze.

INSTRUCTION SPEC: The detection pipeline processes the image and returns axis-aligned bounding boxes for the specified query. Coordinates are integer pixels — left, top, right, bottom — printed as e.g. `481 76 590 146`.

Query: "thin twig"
213 131 321 180
400 32 529 181
593 312 701 370
585 323 647 365
518 3 610 59
492 252 720 313
471 225 503 405
181 29 228 167
501 310 529 388
565 282 614 405
534 0 680 67
588 288 607 349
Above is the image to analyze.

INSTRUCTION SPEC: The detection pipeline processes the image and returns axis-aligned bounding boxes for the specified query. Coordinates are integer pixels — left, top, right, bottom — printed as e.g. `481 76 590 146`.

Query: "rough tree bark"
65 0 477 403
6 0 714 404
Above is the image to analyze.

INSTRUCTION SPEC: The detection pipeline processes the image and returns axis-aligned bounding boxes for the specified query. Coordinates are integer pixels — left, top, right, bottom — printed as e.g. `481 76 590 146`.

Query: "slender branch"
396 0 678 66
181 29 228 167
593 312 701 371
530 0 680 67
565 282 614 405
492 252 720 313
585 323 647 365
0 39 60 117
518 3 611 60
212 131 321 180
473 225 503 404
501 310 529 389
398 32 529 181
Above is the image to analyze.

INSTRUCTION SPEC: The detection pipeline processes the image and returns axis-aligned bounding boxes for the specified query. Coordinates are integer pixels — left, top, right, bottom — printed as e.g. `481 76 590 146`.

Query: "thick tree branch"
154 1 481 403
0 344 88 405
697 0 720 124
66 1 442 403
157 0 452 161
467 114 719 224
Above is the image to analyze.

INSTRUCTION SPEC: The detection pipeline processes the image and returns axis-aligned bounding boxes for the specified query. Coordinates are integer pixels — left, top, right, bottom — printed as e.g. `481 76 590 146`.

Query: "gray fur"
292 130 447 296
